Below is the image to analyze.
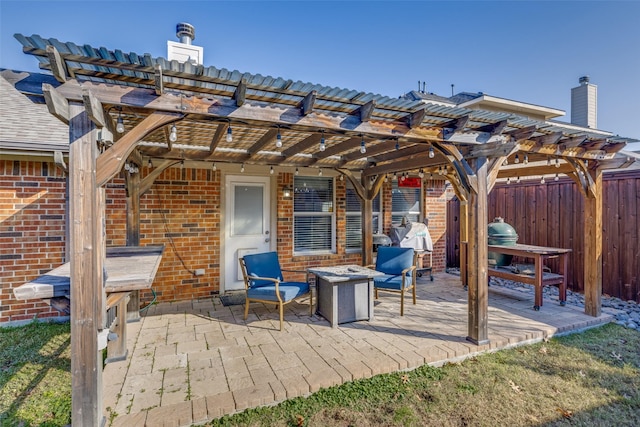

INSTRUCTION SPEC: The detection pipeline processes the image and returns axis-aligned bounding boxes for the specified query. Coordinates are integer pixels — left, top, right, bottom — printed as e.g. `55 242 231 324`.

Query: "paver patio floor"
105 273 612 426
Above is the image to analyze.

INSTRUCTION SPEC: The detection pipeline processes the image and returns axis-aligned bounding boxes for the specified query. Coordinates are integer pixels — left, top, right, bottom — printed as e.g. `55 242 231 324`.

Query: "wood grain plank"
68 102 102 426
583 171 603 316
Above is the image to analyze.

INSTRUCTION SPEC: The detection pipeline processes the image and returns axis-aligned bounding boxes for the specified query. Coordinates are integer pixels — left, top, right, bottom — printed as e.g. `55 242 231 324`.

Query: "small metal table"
308 265 383 328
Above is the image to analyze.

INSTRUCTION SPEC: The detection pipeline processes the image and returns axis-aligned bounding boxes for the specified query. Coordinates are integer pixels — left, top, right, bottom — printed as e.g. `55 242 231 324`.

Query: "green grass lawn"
1 322 638 427
0 322 71 427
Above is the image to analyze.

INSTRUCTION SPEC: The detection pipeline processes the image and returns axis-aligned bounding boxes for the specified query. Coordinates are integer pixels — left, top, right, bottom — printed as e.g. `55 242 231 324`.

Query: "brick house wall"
2 160 449 325
424 179 448 272
1 159 67 324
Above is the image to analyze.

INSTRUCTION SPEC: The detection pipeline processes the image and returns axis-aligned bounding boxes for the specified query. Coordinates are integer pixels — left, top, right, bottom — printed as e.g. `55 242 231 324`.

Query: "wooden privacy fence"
446 169 639 303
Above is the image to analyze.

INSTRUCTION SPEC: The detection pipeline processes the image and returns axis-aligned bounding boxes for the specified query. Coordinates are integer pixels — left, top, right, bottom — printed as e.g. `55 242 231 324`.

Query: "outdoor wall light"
318 169 323 176
240 163 245 173
270 166 274 175
123 162 139 174
428 145 435 158
515 154 520 164
524 154 529 165
276 129 283 148
507 177 511 185
116 110 125 134
212 162 217 171
555 158 560 168
419 168 424 178
169 124 178 143
295 167 299 176
283 186 293 198
541 176 546 184
555 173 559 181
395 139 400 150
360 135 366 154
226 123 233 143
319 132 326 152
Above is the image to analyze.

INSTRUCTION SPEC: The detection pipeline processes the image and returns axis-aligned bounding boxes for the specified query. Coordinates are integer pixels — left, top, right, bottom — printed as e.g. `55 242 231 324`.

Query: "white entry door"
223 175 271 292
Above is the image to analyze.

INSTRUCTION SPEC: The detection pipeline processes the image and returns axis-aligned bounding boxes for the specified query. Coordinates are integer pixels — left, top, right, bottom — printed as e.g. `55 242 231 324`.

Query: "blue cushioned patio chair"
370 246 417 316
239 251 313 330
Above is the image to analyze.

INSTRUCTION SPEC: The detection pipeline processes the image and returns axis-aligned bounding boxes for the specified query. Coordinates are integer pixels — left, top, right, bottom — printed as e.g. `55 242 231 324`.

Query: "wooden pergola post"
125 171 141 321
361 197 374 266
68 102 105 426
583 170 603 316
357 173 385 266
459 199 469 288
466 157 489 345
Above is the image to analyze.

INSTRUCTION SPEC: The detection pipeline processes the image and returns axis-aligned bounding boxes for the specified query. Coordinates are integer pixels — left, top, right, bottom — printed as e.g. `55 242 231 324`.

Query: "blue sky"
2 0 639 140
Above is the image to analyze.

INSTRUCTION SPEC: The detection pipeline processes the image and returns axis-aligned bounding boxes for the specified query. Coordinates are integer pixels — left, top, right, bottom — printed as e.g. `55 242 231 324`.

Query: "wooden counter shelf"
13 245 164 363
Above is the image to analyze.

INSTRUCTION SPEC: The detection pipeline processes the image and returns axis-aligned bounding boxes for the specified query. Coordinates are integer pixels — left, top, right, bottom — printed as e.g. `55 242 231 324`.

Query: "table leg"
368 278 374 322
534 255 543 310
559 253 567 306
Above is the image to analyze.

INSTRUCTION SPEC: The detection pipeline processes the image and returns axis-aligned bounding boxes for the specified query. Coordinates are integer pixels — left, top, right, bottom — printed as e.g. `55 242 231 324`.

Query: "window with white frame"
392 178 421 224
293 176 335 253
346 181 382 251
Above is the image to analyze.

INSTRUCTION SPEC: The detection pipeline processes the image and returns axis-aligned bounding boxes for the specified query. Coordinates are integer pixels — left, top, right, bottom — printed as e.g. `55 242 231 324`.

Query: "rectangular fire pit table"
308 265 384 328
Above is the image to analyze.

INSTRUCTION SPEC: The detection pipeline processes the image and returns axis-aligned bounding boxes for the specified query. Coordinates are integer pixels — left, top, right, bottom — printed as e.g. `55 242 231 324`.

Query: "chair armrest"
247 275 280 287
401 265 418 287
401 265 417 276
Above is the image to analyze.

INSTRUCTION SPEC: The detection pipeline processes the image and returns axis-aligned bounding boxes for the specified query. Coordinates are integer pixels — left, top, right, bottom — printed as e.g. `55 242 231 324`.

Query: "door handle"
265 238 271 243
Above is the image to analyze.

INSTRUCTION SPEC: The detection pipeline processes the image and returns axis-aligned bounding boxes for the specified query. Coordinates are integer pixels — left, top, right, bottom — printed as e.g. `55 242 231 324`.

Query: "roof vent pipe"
176 22 195 45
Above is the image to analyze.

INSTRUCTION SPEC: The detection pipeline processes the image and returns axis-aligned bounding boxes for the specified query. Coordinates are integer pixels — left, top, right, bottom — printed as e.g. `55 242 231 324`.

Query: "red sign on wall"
399 177 421 188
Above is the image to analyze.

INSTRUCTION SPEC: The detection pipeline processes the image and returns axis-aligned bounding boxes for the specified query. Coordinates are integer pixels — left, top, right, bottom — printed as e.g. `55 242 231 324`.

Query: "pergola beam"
246 128 279 156
440 115 470 139
42 83 70 124
355 99 376 122
533 131 563 146
407 107 427 129
207 122 229 155
81 89 107 129
51 80 513 148
475 119 507 135
507 124 537 141
280 133 322 158
310 136 362 163
300 90 316 116
46 45 68 82
154 65 164 95
233 78 247 107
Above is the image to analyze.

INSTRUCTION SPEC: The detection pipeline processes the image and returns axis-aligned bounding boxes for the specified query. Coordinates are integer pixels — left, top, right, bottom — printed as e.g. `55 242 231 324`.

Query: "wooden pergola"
13 33 637 425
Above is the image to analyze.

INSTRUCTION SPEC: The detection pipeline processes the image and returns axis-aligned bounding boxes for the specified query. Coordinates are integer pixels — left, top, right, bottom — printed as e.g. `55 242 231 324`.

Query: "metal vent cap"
176 22 195 44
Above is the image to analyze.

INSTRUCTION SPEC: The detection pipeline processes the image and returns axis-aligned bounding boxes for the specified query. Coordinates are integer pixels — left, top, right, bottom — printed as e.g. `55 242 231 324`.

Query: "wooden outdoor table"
308 265 383 328
13 245 164 362
487 244 571 310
